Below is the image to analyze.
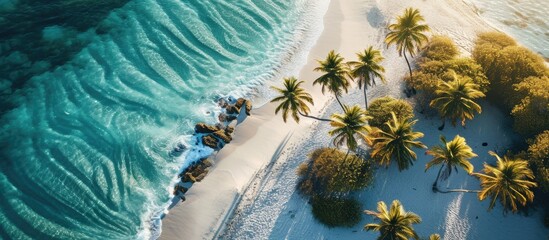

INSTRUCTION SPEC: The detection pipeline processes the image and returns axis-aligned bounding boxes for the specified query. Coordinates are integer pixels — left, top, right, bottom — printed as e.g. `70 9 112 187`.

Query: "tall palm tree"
271 77 330 123
367 112 426 171
385 7 430 94
473 151 537 213
313 50 351 110
425 135 476 192
348 46 386 108
430 76 485 129
329 105 371 158
364 200 422 240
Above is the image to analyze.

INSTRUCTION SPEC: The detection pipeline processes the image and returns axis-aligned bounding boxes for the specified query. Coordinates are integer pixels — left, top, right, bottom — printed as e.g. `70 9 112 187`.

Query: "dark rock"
226 105 240 115
173 185 188 195
180 196 186 202
174 143 186 152
234 98 246 109
202 158 213 167
202 135 219 149
245 100 252 115
195 123 220 134
225 126 235 135
482 142 488 146
183 172 196 183
218 113 237 122
195 171 208 182
212 130 232 143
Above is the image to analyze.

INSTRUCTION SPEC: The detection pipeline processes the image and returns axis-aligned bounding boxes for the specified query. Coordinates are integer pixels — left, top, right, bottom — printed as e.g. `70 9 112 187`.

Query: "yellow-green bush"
421 35 459 61
367 96 414 131
512 76 549 137
311 197 361 227
297 148 373 197
528 130 549 193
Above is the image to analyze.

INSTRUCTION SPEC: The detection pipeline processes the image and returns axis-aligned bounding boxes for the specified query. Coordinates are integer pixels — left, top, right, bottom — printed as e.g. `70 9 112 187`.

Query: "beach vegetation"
428 234 441 240
271 77 330 123
366 113 427 171
297 148 374 197
314 50 352 110
527 130 549 194
406 36 488 113
329 105 371 157
364 199 422 240
385 7 430 95
366 96 414 132
429 75 485 128
425 135 476 192
311 197 362 228
473 151 537 213
421 35 458 61
348 46 386 108
511 76 549 137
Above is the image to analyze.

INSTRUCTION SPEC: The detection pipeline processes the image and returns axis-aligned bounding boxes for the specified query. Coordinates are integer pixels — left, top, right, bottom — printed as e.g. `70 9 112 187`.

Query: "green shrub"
297 148 373 197
311 197 361 227
422 35 459 61
367 97 414 130
512 76 549 137
528 130 549 193
473 32 548 110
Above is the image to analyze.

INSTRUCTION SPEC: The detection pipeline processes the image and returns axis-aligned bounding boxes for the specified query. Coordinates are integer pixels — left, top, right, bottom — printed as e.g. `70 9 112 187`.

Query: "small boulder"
218 113 237 122
195 123 220 133
195 170 209 182
202 158 214 167
245 100 252 116
226 105 240 115
234 98 246 109
212 130 232 143
202 135 219 149
183 172 196 183
225 126 234 135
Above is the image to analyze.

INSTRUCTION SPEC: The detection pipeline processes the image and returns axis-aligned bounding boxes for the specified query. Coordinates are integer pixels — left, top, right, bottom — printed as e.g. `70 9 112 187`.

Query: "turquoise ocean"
1 0 547 239
0 0 326 239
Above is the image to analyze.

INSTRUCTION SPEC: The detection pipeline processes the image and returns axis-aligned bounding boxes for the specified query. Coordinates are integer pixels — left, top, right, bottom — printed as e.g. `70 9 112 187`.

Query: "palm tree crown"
348 47 386 107
473 151 537 213
313 50 351 109
426 135 477 190
367 112 426 171
430 76 485 126
385 7 430 85
364 200 422 240
329 105 371 152
271 77 314 123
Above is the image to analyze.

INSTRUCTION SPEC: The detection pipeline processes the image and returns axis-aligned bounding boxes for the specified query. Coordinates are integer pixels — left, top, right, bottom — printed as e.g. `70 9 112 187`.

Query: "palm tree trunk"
363 84 368 108
437 188 481 194
298 111 331 122
432 164 445 192
403 51 416 96
438 118 445 131
334 94 345 111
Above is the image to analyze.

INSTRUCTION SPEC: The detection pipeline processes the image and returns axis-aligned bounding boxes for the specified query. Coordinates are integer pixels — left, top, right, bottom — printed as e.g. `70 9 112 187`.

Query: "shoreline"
160 0 549 239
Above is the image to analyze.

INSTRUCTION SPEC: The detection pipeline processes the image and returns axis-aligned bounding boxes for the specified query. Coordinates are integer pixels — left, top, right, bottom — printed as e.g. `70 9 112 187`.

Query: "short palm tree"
367 112 426 171
313 50 351 110
385 8 430 94
430 76 485 129
364 200 422 240
425 135 476 192
429 234 441 240
271 77 330 123
329 105 371 158
348 46 386 108
473 151 537 213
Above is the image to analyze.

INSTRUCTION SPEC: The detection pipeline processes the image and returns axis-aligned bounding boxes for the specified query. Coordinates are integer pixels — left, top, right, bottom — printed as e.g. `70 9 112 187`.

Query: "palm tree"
313 50 351 110
348 46 386 108
329 105 371 158
472 151 537 213
364 200 422 240
430 76 485 130
367 112 426 171
271 77 330 123
429 234 441 240
385 7 430 94
425 135 476 192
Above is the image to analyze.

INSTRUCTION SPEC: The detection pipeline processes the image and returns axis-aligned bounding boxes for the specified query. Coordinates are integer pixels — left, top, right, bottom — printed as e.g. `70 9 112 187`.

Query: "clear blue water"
0 0 323 239
464 0 549 58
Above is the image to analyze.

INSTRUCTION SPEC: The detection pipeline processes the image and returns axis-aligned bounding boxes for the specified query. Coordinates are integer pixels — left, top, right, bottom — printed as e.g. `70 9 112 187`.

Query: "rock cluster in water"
172 97 252 202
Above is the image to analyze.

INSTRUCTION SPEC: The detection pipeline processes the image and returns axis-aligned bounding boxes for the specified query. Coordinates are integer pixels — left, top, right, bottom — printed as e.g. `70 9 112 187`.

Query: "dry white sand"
161 0 549 239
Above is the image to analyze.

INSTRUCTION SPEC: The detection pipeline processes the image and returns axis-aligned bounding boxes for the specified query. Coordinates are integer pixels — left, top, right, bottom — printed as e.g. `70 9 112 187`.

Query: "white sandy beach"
161 0 549 239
